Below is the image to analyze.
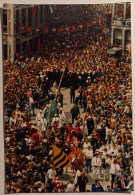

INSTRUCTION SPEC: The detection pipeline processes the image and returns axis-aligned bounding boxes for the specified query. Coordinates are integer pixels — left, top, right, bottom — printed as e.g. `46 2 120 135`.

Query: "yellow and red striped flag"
52 145 72 169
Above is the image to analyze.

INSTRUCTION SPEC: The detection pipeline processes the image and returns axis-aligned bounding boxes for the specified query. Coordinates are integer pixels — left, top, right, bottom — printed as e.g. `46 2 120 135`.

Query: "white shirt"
85 149 93 159
91 157 102 167
110 163 120 174
36 112 43 122
66 183 74 192
83 142 91 149
109 148 118 157
99 145 109 152
51 116 60 125
47 169 56 179
74 170 81 184
29 97 34 105
9 117 16 126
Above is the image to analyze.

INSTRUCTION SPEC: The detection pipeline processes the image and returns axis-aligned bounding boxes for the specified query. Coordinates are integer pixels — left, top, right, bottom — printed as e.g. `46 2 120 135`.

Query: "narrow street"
30 88 110 191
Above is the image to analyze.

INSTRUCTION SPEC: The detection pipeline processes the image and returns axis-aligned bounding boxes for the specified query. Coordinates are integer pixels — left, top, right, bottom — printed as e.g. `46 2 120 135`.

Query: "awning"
107 48 122 55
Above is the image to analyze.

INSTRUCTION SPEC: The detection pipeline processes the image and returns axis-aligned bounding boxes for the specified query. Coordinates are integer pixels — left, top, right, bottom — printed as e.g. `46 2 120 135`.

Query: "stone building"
3 4 47 63
111 2 131 51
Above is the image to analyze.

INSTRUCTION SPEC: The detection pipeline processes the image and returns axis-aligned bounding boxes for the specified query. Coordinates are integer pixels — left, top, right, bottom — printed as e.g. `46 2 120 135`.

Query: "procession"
3 3 133 193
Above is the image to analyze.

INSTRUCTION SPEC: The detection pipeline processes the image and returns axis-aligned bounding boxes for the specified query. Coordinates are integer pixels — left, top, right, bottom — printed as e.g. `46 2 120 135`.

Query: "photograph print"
3 2 133 193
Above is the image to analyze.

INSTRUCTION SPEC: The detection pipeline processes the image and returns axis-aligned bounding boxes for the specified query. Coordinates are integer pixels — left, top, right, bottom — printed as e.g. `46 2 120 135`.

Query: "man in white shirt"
41 116 47 133
51 114 60 125
47 166 56 192
91 153 102 181
109 145 118 158
110 159 120 189
36 110 43 130
85 146 93 172
29 96 36 116
102 155 111 181
66 180 75 192
82 140 91 154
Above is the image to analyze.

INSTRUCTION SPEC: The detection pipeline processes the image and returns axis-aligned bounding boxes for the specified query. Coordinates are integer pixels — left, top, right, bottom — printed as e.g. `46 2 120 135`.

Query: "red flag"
45 27 48 34
72 25 76 32
59 26 64 33
52 27 56 33
86 21 90 28
99 16 103 24
33 5 36 14
28 26 32 33
21 25 25 32
93 19 97 25
79 23 83 30
36 27 40 33
65 26 70 32
38 38 40 51
14 24 18 30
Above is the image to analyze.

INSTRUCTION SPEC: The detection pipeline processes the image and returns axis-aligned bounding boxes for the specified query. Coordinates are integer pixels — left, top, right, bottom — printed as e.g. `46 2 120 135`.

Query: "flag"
14 24 18 30
33 5 36 14
93 19 96 25
52 145 72 169
38 38 40 51
79 23 83 30
52 27 56 33
36 27 40 33
65 26 70 32
59 26 64 33
50 5 53 14
28 26 32 33
45 27 49 34
72 25 76 32
21 25 25 32
99 16 103 24
86 21 90 28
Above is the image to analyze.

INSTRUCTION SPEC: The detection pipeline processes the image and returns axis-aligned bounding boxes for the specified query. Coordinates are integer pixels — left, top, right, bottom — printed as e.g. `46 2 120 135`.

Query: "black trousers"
111 174 116 189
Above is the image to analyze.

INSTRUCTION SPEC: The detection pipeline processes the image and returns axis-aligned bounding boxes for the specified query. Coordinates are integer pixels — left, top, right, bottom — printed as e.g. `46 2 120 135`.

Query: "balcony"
112 19 131 27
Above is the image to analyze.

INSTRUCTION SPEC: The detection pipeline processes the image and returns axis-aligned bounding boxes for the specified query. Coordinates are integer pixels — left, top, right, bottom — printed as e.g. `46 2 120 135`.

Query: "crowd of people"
4 4 133 193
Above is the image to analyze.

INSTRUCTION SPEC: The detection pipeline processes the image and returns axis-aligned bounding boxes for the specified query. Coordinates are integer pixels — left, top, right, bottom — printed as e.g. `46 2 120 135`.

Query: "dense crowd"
4 6 133 193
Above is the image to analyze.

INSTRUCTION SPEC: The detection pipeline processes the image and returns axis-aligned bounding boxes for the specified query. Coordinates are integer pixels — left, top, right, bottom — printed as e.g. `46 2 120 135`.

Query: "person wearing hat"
91 153 102 181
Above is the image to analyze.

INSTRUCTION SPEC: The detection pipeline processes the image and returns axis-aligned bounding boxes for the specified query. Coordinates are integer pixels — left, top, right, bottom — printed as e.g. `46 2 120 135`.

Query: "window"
3 9 7 33
115 3 124 19
126 3 131 19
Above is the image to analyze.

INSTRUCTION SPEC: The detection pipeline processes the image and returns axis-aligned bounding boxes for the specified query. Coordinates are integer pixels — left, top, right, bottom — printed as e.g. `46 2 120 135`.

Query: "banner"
72 25 76 32
45 27 48 34
52 27 56 33
93 19 97 25
86 21 90 28
36 27 40 33
38 38 40 51
52 145 72 169
65 26 70 32
79 23 83 30
28 26 32 33
21 25 25 32
99 16 103 24
59 26 64 33
14 24 18 30
33 5 36 15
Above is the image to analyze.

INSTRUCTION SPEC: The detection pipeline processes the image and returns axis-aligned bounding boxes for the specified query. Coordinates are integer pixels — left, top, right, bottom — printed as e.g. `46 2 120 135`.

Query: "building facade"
3 4 48 63
111 2 131 51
